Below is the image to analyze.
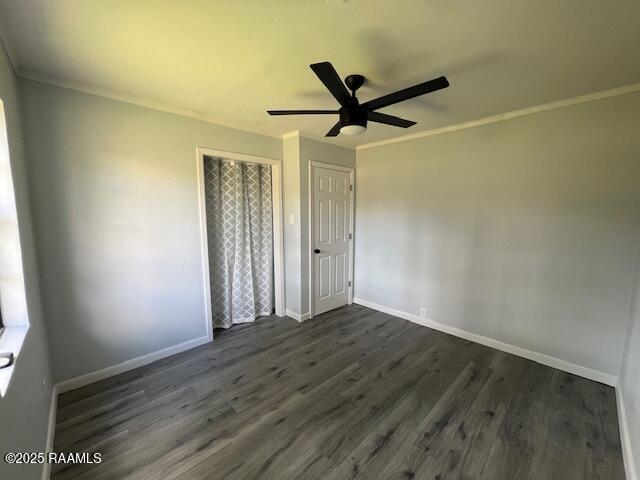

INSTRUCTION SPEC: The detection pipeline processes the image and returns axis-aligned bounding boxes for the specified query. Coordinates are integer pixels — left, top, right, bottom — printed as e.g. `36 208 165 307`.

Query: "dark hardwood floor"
52 304 625 479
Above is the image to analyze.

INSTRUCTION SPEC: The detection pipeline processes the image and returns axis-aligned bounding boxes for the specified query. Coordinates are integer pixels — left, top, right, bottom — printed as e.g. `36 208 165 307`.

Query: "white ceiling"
1 0 639 148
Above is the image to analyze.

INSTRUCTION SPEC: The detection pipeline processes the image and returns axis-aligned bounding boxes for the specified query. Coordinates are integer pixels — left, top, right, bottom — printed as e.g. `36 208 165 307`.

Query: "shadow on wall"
295 28 505 117
32 118 206 381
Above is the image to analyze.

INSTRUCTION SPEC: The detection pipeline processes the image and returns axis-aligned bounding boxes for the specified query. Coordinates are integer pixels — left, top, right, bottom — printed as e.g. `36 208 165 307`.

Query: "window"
0 310 11 369
0 99 30 395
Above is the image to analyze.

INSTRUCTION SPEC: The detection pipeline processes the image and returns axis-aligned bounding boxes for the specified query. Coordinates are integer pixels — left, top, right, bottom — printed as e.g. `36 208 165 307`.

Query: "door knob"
314 249 321 254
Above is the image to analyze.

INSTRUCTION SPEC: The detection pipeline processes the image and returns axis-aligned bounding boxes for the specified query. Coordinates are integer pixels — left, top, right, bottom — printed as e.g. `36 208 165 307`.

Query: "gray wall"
19 79 282 383
282 134 355 316
283 135 302 314
355 92 640 376
621 248 640 477
0 41 52 480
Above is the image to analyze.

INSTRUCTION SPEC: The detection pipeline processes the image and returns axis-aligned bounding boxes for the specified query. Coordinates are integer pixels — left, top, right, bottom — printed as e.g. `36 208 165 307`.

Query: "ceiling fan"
267 61 449 137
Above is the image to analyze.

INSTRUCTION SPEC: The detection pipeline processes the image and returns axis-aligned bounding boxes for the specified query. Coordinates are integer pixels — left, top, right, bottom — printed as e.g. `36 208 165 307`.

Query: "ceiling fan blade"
362 76 449 111
325 122 342 137
267 109 338 115
310 62 352 107
368 112 416 128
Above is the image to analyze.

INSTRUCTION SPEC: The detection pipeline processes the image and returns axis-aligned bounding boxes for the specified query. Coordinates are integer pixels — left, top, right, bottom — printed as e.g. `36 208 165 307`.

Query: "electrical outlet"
420 307 427 319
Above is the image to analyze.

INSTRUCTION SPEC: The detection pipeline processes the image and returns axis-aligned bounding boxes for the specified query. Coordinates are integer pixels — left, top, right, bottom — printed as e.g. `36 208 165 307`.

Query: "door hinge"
350 184 353 191
348 281 352 287
349 233 352 240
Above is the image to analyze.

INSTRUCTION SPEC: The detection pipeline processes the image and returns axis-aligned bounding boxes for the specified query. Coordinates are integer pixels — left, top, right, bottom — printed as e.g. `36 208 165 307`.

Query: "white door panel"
319 199 331 244
319 255 331 298
335 200 346 241
335 253 346 294
313 166 351 315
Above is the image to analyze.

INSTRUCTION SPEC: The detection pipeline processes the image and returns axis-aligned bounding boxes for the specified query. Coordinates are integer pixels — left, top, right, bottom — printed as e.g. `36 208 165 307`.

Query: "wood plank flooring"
52 304 625 479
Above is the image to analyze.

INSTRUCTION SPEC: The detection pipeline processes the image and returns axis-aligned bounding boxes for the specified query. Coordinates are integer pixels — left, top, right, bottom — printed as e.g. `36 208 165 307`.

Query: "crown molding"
18 69 285 140
14 67 640 153
281 130 301 140
301 131 357 151
18 70 356 151
282 129 356 151
18 70 357 151
357 81 640 151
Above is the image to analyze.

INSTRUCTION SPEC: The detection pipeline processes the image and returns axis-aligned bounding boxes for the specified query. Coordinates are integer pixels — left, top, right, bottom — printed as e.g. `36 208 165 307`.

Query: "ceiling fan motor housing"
339 105 367 129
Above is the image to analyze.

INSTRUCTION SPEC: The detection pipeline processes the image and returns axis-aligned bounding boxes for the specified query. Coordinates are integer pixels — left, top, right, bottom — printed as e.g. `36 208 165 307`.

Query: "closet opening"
196 148 285 338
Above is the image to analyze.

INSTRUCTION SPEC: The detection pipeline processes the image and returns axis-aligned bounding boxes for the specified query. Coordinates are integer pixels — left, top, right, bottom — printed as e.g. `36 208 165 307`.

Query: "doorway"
197 148 285 337
309 161 354 317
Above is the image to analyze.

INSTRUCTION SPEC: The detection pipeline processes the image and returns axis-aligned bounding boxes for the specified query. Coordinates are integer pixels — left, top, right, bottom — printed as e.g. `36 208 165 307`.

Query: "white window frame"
0 99 31 397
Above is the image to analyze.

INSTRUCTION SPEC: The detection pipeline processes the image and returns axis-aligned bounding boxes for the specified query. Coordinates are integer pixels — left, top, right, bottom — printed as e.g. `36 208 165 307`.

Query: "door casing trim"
308 161 355 319
196 147 286 340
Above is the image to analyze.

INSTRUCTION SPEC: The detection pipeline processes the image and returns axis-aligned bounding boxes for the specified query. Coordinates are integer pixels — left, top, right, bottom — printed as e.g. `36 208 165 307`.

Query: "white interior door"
313 166 352 316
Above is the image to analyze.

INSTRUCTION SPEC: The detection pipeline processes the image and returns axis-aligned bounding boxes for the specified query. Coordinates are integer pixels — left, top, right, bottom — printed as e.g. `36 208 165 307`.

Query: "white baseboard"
286 309 311 323
39 300 633 480
616 386 639 480
56 335 212 394
42 335 211 476
41 384 58 480
353 297 618 387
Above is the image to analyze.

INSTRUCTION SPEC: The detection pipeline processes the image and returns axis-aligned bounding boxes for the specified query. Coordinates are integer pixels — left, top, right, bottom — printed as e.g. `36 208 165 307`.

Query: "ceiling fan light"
340 124 367 136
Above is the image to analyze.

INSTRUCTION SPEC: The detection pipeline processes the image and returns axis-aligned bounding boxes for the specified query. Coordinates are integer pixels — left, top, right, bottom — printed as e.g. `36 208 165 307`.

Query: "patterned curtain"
204 156 274 329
